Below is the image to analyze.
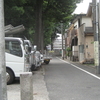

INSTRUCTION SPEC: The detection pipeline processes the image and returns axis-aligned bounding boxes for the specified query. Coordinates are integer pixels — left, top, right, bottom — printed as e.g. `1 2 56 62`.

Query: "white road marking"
57 57 70 64
57 57 100 80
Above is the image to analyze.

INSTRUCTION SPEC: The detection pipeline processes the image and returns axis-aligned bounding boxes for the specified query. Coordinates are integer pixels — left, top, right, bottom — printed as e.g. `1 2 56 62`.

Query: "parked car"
24 40 42 71
34 50 42 68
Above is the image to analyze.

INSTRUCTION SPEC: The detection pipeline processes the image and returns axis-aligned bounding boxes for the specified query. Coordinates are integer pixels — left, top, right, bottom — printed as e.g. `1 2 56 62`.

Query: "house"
65 6 94 63
53 33 65 56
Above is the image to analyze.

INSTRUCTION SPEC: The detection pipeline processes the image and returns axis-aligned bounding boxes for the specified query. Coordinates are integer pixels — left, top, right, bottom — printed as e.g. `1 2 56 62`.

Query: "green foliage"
43 0 82 46
66 47 71 51
66 51 72 57
43 21 57 46
66 47 72 57
43 0 75 22
4 0 82 46
91 41 94 44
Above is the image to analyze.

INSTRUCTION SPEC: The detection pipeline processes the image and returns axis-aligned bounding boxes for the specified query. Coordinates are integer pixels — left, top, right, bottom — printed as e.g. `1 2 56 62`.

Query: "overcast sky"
73 0 92 14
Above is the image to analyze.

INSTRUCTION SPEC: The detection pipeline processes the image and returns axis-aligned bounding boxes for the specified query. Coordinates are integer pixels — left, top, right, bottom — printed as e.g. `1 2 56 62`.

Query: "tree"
34 0 43 51
4 0 83 51
4 0 35 40
42 0 83 50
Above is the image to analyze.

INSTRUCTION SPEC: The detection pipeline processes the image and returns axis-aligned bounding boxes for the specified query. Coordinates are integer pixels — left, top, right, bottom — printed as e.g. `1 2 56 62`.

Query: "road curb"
33 69 49 100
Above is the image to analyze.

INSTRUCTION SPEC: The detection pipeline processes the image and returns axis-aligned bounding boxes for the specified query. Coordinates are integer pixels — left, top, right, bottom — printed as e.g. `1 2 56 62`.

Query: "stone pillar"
79 45 85 63
20 72 33 100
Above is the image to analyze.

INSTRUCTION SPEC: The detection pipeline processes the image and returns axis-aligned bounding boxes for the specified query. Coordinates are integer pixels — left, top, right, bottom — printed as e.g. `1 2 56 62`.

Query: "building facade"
65 12 94 63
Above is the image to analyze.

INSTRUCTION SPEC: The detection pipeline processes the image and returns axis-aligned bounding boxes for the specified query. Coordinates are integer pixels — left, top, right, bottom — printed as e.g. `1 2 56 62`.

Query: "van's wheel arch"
44 60 50 64
6 68 15 85
30 64 35 71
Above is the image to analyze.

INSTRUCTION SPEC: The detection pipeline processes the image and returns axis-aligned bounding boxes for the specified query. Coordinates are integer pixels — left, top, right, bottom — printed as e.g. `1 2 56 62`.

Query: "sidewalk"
63 57 100 78
33 68 49 100
7 66 49 100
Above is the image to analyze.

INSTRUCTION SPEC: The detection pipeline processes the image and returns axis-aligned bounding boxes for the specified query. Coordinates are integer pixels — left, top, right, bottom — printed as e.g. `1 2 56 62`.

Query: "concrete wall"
82 17 92 27
84 35 94 59
74 16 92 28
78 24 85 45
72 46 78 56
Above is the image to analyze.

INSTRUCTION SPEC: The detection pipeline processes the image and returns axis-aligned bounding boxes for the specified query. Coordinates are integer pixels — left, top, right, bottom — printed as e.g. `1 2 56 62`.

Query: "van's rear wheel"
6 69 15 85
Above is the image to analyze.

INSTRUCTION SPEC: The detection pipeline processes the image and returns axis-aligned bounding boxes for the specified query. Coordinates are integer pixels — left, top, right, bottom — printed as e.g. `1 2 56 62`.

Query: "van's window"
24 42 29 47
5 40 23 57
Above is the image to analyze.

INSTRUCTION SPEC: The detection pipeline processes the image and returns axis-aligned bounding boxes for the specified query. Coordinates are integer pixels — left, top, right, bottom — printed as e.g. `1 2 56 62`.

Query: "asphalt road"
44 57 100 100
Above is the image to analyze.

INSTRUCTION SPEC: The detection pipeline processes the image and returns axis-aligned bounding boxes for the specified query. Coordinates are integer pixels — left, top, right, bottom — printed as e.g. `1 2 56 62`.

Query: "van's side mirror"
25 44 28 53
33 45 37 51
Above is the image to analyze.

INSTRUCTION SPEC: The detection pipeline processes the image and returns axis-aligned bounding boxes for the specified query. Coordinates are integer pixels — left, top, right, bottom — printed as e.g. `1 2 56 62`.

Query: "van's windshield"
5 40 22 57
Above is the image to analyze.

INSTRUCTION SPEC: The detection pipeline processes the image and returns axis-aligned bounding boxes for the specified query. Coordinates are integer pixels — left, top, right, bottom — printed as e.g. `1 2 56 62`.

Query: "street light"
61 21 64 59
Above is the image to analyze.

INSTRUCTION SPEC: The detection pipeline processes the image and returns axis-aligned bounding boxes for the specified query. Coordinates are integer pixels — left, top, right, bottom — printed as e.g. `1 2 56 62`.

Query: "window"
5 40 22 57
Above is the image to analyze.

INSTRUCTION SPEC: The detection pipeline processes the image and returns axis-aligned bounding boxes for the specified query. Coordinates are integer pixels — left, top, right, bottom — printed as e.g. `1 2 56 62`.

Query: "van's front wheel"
6 69 15 85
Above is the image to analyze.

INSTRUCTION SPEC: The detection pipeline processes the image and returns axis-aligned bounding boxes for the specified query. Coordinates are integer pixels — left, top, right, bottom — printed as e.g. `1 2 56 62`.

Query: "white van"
5 37 30 84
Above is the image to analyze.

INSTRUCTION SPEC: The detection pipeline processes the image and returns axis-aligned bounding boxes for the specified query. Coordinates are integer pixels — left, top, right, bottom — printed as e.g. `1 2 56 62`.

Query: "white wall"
82 16 92 27
73 16 92 28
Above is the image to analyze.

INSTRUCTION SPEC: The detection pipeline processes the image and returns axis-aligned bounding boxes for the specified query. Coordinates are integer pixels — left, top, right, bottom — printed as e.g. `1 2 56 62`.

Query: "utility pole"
0 0 7 100
98 0 100 74
61 22 64 59
92 0 100 74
